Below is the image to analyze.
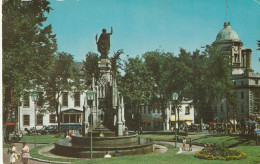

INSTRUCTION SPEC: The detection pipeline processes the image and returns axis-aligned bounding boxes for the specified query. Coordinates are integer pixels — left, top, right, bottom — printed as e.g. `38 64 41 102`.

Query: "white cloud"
254 0 260 5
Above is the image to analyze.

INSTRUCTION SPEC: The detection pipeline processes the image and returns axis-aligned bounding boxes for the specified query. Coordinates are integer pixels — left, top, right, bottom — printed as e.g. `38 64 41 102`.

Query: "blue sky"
46 0 260 72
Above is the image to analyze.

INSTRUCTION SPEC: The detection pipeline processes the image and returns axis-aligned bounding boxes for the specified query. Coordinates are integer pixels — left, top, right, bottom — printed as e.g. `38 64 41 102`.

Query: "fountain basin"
53 132 154 158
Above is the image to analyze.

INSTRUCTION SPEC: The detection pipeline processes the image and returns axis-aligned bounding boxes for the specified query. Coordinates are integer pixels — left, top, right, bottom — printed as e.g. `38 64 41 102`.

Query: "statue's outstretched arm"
110 27 113 35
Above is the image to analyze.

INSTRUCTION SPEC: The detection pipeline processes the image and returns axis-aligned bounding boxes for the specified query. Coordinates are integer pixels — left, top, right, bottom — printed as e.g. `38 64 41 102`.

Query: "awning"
170 118 185 121
185 118 192 121
7 122 15 125
141 120 151 123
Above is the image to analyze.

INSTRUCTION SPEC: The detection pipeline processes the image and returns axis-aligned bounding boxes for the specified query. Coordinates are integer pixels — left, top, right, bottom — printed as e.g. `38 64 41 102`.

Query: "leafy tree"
2 0 57 130
42 52 82 132
257 40 260 50
83 52 99 86
121 56 154 130
143 50 175 130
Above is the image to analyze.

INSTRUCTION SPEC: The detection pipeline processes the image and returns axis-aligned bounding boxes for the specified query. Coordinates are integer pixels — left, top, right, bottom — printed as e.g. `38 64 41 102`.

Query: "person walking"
21 142 30 164
189 138 192 151
7 143 17 164
182 137 187 151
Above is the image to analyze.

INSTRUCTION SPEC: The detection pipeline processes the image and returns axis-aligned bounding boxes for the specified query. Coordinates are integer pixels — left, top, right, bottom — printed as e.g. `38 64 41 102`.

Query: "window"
241 92 244 99
36 115 43 126
74 92 80 107
49 114 56 123
256 80 259 85
23 115 30 126
185 106 190 115
37 92 43 107
62 92 68 107
23 93 30 108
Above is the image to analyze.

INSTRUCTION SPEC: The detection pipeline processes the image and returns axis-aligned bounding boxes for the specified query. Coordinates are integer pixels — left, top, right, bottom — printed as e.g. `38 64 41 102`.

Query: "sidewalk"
3 143 45 164
161 141 204 154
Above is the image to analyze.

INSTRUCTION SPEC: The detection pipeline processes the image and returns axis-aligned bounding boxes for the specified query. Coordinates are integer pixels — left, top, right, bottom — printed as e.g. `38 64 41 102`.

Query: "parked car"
40 125 58 135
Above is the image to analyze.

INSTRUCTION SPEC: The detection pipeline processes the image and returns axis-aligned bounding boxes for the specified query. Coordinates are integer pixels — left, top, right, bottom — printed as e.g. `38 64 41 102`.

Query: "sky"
45 0 260 72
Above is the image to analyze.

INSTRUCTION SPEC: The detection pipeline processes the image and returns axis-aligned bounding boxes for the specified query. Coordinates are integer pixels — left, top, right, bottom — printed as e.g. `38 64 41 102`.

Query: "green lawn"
28 134 260 164
21 134 64 143
73 144 260 164
139 133 256 148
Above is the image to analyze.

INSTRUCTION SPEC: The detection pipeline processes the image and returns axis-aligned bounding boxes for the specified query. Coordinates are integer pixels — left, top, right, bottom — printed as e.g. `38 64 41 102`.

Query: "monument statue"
96 27 113 59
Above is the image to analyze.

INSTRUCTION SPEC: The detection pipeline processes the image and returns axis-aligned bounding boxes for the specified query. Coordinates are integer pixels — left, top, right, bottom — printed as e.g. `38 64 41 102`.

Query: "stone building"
212 22 260 123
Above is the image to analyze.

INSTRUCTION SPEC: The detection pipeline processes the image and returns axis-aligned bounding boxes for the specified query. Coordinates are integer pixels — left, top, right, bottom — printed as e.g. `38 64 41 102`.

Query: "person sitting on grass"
104 151 112 158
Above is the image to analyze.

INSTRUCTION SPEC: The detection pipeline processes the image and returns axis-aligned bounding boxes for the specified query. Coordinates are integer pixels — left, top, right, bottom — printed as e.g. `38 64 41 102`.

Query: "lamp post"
31 92 38 148
87 90 95 160
172 92 178 148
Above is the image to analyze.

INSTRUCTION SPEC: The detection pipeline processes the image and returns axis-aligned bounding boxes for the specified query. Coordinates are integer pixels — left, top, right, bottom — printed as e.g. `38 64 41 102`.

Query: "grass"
191 134 256 148
28 134 260 164
29 144 76 163
21 134 64 143
139 133 256 148
73 144 260 164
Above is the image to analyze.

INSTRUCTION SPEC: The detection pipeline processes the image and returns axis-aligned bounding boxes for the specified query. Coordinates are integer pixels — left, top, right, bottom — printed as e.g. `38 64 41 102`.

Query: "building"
126 100 194 131
18 91 86 132
212 22 260 123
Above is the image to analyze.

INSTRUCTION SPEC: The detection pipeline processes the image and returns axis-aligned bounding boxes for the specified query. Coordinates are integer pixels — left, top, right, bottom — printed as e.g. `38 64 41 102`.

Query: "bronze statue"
96 27 113 59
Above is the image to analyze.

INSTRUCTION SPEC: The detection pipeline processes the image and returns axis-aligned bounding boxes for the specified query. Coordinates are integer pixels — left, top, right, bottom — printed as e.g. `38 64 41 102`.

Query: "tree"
143 50 175 130
2 0 57 131
83 52 99 86
42 52 82 132
121 56 154 130
257 40 260 50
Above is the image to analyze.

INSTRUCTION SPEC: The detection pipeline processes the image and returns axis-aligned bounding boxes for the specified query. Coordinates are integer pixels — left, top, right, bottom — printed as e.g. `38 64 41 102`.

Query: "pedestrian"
182 137 187 151
189 138 192 151
19 132 23 140
21 142 30 164
7 142 17 164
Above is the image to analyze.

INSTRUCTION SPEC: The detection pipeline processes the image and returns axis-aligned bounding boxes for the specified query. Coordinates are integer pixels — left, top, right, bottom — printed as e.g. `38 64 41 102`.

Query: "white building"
18 91 86 132
139 101 194 131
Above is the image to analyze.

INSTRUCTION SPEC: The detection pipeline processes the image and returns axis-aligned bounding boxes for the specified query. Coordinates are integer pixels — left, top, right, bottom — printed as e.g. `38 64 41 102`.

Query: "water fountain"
53 28 154 158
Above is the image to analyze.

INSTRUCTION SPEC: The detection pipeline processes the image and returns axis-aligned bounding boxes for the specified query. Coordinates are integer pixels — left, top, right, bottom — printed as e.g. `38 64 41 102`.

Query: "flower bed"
195 145 247 160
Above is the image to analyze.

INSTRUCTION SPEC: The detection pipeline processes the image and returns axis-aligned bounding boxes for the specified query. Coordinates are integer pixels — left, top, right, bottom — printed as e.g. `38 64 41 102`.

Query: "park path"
160 141 204 154
3 141 204 164
3 143 45 164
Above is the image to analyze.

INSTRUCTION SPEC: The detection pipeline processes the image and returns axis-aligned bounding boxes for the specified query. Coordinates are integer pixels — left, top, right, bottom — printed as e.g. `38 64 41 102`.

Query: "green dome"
216 22 240 42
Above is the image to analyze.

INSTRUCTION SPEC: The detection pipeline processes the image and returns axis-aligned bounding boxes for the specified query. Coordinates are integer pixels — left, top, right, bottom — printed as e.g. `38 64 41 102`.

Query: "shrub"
194 145 247 160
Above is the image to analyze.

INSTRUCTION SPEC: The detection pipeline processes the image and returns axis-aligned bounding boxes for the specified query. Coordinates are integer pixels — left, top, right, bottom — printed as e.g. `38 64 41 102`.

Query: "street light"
86 90 95 160
172 92 178 148
31 92 38 148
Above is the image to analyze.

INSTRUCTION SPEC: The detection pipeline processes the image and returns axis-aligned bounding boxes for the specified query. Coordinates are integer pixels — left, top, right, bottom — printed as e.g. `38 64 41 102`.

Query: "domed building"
212 22 260 124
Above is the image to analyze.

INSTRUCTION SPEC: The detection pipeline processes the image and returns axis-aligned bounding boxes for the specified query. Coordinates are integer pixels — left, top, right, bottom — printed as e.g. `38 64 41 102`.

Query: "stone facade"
212 22 260 123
